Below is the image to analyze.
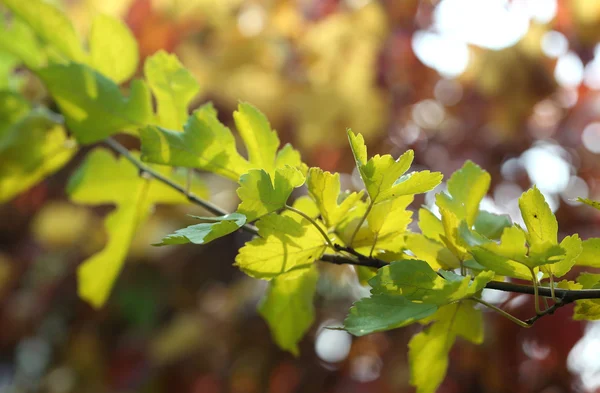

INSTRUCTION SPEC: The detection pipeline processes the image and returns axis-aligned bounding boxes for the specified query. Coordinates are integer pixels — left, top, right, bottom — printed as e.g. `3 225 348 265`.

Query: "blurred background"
2 0 600 392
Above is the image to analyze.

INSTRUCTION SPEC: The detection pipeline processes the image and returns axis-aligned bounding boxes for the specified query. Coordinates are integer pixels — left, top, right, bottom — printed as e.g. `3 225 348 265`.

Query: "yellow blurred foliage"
31 201 96 250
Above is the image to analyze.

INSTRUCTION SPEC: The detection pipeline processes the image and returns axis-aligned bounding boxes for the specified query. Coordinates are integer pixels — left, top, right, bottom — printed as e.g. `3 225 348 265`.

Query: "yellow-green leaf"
89 14 139 84
418 207 444 243
234 213 328 280
38 63 153 144
578 197 600 211
404 233 460 270
436 161 490 226
573 273 600 320
233 102 280 175
0 18 45 69
67 148 205 307
409 302 483 393
1 0 85 62
140 103 250 180
306 167 363 228
348 130 442 204
259 266 319 356
0 104 76 202
144 51 199 129
575 238 600 268
518 186 558 246
351 195 413 255
237 167 304 221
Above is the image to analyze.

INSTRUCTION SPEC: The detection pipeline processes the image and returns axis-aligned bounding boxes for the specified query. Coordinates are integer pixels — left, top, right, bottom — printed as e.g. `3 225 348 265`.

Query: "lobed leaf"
89 14 139 84
436 161 490 226
234 213 328 280
1 0 85 62
144 51 200 129
347 130 442 204
67 148 206 307
409 302 483 393
306 167 363 228
236 167 304 221
0 99 76 202
39 63 153 144
259 267 319 356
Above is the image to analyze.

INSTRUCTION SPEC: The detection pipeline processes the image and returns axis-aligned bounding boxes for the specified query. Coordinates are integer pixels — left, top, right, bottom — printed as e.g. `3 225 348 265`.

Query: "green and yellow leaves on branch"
347 130 442 204
140 102 305 181
236 166 305 221
344 259 493 336
144 51 200 130
235 213 329 280
0 92 75 202
153 213 246 246
39 63 152 144
259 266 319 356
306 168 363 228
67 148 206 308
409 302 484 393
462 187 582 280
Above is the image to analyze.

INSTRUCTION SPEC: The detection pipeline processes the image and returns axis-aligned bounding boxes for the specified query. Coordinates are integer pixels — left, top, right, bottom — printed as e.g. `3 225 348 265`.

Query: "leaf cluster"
2 3 600 392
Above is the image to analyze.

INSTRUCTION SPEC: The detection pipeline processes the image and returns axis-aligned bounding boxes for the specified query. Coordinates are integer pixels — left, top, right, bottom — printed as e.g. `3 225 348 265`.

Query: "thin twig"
104 137 259 236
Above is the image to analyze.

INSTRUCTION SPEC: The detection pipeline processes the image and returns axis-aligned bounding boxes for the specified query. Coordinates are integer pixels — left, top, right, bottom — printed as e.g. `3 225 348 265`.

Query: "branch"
104 137 600 305
104 137 259 236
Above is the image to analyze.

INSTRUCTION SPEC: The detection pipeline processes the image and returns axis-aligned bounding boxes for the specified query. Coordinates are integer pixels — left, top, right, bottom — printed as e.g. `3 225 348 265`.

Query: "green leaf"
575 238 600 267
347 130 442 204
140 103 250 181
436 161 490 226
144 50 200 129
236 167 304 221
0 18 45 69
67 148 205 307
519 186 558 246
409 302 483 393
578 197 600 211
344 294 438 336
1 0 85 62
233 102 280 175
89 14 139 84
0 103 76 202
370 260 493 305
38 63 152 144
140 103 305 179
234 213 328 280
153 213 246 246
259 266 319 356
306 167 363 228
474 210 511 240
